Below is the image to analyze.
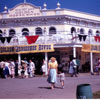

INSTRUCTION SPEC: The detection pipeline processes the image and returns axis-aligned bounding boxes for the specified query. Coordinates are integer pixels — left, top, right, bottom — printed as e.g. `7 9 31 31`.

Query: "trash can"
76 84 92 99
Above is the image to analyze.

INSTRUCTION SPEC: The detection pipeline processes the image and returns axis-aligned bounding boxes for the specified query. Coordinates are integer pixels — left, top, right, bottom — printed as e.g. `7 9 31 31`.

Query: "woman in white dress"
42 59 46 76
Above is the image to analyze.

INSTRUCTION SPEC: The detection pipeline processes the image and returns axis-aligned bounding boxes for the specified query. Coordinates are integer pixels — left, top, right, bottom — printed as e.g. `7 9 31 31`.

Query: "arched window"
9 29 16 37
22 28 29 32
96 30 100 36
96 30 99 33
22 28 29 36
0 30 2 37
0 30 3 34
88 29 93 35
80 28 84 34
35 27 42 35
49 27 56 35
71 27 76 33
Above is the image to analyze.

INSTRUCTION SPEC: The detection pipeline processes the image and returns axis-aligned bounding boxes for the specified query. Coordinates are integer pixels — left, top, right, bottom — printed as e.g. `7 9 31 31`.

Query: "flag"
0 37 12 43
6 37 12 43
78 34 82 41
0 37 5 43
94 36 100 42
78 34 87 41
25 35 39 44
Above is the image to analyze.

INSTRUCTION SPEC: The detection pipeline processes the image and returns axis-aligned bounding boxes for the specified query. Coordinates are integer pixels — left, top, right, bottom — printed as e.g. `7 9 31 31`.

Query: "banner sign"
82 44 100 53
0 44 54 54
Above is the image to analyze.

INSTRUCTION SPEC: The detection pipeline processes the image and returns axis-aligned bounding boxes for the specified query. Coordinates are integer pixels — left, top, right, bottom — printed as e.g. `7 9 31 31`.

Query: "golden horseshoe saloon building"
0 2 100 74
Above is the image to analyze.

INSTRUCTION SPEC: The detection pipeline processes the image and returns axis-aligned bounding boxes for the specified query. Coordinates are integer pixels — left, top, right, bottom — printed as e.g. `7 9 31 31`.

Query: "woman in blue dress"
47 57 58 89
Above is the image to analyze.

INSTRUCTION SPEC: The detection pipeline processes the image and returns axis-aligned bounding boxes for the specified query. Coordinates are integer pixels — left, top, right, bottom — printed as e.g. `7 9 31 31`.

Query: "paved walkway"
0 73 100 99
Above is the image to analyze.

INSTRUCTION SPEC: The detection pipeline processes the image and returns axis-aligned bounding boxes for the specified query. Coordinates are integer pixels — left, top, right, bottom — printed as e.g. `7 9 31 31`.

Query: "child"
59 67 65 89
18 64 22 78
11 66 15 78
94 65 99 75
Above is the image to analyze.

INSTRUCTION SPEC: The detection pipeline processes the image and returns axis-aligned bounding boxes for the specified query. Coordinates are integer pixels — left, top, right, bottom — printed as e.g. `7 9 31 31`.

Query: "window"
22 28 29 36
9 29 16 37
96 30 99 33
0 30 3 33
80 28 84 34
71 27 76 33
49 27 56 35
88 29 93 35
0 30 2 37
35 27 42 35
96 30 100 36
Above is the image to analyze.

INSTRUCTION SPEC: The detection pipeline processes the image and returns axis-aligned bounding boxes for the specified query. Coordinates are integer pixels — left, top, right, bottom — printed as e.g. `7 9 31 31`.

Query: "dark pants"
73 68 77 77
0 68 5 78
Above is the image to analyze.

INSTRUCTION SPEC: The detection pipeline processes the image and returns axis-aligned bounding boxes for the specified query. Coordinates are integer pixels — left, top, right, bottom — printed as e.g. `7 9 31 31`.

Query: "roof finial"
4 5 8 10
56 2 61 9
3 5 8 13
43 3 47 10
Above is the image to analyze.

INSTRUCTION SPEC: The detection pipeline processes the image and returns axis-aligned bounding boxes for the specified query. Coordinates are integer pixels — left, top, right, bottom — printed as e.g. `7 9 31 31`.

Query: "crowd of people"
0 56 100 90
0 57 80 79
46 56 99 90
0 59 36 79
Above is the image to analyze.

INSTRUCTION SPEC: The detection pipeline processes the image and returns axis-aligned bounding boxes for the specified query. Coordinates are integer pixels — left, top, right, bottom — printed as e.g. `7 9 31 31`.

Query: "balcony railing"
0 33 99 46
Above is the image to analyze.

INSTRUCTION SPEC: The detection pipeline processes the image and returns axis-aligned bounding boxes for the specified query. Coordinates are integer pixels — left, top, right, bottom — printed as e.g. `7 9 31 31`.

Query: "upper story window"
22 28 29 36
96 30 100 36
49 27 56 35
80 28 85 34
88 29 93 35
0 30 3 37
71 27 76 33
9 29 16 37
35 27 42 35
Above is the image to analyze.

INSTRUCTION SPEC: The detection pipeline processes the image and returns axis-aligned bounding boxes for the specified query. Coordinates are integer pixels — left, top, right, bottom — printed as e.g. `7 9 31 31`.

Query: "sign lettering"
8 4 41 18
0 44 54 54
82 44 100 53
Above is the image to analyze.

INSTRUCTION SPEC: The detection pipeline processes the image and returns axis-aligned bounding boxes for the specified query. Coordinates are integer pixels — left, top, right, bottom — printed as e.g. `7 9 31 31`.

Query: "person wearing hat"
47 57 58 89
21 60 28 78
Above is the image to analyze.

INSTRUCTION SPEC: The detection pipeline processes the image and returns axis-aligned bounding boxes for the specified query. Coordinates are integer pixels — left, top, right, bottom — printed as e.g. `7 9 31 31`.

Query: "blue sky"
0 0 100 15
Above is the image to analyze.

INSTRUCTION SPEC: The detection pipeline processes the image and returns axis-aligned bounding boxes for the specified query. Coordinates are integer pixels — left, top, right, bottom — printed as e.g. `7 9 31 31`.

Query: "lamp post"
44 27 48 75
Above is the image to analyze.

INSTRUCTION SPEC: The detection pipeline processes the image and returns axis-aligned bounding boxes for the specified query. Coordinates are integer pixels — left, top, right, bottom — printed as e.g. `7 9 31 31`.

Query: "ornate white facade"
0 2 100 45
0 2 100 73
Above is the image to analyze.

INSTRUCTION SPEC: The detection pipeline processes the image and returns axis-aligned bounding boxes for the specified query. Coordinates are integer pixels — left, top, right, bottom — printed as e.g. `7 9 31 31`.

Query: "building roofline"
42 8 100 18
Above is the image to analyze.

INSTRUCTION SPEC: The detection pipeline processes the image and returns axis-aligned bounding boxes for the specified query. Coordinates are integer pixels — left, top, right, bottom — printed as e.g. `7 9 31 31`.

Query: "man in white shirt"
72 57 78 77
29 59 35 77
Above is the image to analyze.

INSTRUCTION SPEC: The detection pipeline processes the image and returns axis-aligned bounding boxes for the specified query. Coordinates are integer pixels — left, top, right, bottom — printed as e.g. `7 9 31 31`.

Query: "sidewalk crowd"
0 57 100 80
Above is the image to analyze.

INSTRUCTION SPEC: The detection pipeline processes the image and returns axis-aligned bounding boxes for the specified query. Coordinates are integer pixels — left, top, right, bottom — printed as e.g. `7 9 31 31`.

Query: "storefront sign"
82 44 100 53
0 44 54 54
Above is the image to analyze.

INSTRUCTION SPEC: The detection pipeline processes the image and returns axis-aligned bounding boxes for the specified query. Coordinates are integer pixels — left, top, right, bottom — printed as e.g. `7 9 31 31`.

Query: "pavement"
0 73 100 99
